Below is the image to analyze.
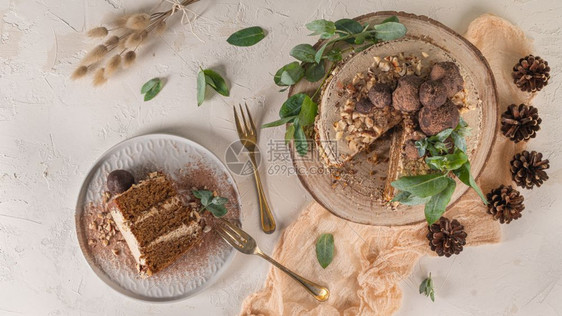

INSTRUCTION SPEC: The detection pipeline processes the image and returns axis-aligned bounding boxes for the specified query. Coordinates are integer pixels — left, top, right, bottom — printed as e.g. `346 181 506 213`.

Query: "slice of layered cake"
108 172 202 277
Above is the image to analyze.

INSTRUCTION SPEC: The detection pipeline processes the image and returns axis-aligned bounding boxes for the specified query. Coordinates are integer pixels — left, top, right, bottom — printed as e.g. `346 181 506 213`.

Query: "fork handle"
256 250 330 302
249 154 276 234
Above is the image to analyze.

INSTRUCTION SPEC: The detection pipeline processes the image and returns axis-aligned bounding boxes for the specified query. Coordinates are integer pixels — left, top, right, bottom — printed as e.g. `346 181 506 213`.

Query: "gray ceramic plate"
75 133 241 301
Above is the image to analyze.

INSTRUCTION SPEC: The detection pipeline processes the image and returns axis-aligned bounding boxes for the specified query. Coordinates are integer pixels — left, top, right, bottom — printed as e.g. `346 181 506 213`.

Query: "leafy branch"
419 273 435 302
391 120 487 225
264 16 407 156
192 189 229 217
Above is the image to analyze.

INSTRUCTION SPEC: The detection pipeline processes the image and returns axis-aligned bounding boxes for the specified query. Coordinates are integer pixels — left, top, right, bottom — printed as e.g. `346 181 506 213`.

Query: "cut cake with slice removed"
108 172 203 277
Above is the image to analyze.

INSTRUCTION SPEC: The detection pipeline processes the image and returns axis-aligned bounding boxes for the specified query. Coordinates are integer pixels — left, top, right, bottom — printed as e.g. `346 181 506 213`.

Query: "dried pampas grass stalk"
72 0 201 85
93 68 107 86
155 20 167 35
71 65 88 79
87 27 108 38
104 35 120 47
105 55 122 77
126 13 151 30
125 31 147 48
123 51 136 67
81 44 108 65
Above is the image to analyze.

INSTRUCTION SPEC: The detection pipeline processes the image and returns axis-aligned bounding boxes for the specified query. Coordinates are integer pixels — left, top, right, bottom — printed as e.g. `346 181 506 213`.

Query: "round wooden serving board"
289 12 498 226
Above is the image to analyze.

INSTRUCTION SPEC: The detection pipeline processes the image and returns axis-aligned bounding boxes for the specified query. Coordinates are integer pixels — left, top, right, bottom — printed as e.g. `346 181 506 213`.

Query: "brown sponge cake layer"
130 196 193 247
111 173 176 221
139 221 203 276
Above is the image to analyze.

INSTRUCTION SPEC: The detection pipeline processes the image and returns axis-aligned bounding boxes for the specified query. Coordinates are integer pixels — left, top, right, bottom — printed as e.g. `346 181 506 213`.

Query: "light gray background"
0 0 561 315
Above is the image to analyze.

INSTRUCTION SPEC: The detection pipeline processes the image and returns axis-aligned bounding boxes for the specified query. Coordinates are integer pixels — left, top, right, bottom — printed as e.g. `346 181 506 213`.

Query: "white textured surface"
0 0 561 315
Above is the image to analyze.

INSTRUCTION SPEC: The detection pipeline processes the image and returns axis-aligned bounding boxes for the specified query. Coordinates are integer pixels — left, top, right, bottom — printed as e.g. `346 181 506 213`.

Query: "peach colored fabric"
240 14 534 316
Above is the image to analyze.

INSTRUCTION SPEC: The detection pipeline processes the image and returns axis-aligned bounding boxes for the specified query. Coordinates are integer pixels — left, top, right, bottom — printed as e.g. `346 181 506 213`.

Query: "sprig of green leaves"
197 68 230 106
316 233 334 269
392 121 487 224
141 78 163 101
192 189 229 217
262 93 317 155
265 16 406 155
419 273 435 302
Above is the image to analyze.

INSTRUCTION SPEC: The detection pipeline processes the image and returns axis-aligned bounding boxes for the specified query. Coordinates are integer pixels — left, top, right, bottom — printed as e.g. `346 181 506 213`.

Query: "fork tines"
233 103 256 137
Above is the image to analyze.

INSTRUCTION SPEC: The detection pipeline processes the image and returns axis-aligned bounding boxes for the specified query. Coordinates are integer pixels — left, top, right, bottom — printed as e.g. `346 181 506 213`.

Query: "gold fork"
233 103 276 234
214 218 330 301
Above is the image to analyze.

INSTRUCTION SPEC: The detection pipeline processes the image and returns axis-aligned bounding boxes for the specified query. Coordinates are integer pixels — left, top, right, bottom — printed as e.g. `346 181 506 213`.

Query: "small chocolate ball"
403 140 420 160
419 80 448 109
418 100 460 136
368 83 393 109
354 98 375 114
107 170 135 195
430 62 464 97
392 75 424 112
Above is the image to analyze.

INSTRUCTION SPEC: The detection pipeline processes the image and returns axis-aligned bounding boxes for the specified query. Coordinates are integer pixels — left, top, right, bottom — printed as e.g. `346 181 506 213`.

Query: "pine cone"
510 150 550 189
426 217 467 257
512 55 550 92
486 185 525 224
501 104 541 143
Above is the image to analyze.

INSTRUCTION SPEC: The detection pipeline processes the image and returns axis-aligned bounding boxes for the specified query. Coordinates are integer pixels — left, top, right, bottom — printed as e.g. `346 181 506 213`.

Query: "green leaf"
203 69 229 97
279 93 307 118
314 42 329 63
274 62 305 86
450 131 466 153
391 173 449 198
141 78 159 94
373 22 407 41
304 62 325 82
262 116 296 128
354 32 366 45
425 178 456 225
206 204 227 217
324 48 342 62
425 149 468 171
415 139 428 157
392 191 431 206
429 128 454 142
290 44 317 63
141 78 163 101
381 16 399 23
197 70 206 106
192 189 213 206
315 233 334 269
226 26 265 47
453 162 487 204
306 19 336 38
297 95 318 126
285 124 295 144
211 196 228 205
294 123 308 156
335 18 363 34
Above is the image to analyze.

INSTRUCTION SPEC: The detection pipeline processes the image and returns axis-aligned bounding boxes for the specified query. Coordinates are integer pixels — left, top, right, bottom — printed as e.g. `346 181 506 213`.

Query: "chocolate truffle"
368 83 393 109
107 170 135 195
354 98 375 114
392 75 424 112
429 62 464 97
419 80 448 109
418 100 460 136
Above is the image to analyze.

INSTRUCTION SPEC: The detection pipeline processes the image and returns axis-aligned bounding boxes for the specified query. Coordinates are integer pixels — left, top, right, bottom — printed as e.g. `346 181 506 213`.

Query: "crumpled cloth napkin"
240 14 534 316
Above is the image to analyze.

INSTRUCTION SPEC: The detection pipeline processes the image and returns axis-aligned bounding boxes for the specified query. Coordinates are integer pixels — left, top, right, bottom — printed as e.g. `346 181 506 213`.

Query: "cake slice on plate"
108 172 203 277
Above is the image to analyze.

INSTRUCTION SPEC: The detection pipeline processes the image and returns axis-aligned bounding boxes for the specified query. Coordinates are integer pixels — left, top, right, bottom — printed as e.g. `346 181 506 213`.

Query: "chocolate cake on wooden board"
108 172 203 277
